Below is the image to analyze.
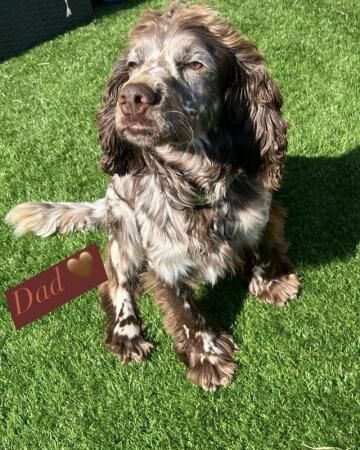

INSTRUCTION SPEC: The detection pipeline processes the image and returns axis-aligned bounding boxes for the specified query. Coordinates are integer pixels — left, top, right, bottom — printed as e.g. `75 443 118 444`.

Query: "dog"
5 2 300 391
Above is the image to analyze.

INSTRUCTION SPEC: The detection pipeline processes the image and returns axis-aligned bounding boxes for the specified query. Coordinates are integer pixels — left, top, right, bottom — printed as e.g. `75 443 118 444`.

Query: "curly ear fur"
230 42 288 190
206 13 288 190
96 53 132 176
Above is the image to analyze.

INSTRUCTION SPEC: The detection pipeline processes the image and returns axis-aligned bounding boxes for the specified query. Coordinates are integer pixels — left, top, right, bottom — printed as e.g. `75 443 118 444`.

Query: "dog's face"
115 29 223 147
98 4 288 191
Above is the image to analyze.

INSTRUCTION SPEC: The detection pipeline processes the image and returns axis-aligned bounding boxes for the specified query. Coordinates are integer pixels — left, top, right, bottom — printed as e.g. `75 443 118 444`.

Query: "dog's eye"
186 61 204 71
127 61 139 71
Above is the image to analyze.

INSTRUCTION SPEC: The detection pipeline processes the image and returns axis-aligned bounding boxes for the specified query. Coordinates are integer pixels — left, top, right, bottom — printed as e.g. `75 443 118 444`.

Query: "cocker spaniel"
6 2 300 391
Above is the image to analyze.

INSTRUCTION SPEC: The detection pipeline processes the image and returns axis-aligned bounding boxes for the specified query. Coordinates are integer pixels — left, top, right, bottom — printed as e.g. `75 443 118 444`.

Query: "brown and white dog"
6 2 299 391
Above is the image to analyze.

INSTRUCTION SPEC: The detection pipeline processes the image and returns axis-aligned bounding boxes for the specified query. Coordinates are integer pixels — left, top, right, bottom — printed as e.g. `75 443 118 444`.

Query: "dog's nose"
118 84 158 116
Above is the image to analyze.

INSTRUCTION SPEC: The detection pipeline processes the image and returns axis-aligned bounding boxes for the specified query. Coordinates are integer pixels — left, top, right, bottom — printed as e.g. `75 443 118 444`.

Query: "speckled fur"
5 3 299 391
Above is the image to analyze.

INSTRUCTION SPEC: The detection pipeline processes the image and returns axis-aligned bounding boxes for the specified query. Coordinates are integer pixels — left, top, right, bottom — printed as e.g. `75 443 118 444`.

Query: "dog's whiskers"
167 110 194 142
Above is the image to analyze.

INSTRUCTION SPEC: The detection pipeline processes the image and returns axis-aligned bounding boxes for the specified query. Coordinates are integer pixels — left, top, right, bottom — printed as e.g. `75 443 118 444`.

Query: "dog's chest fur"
107 147 271 285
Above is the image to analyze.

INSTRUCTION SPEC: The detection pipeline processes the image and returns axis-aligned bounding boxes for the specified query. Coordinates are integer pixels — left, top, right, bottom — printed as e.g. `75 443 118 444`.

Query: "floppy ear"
96 52 132 176
219 28 288 190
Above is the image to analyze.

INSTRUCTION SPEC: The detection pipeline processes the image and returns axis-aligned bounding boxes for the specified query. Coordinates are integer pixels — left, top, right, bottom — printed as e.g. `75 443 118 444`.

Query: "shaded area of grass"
0 1 359 449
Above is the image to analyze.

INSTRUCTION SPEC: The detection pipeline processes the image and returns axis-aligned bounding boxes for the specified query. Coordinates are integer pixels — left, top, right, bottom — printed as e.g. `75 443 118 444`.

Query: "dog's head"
97 3 288 190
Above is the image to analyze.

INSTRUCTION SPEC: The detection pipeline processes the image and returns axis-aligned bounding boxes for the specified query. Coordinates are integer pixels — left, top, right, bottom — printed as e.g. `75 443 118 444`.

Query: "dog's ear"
96 53 133 176
216 26 288 190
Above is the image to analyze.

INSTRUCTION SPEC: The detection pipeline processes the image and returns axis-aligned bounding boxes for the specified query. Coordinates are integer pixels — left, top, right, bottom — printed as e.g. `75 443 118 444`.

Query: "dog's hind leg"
244 203 300 307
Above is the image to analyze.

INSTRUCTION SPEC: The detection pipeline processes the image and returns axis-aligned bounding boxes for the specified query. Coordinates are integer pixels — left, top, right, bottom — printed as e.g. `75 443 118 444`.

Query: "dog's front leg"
99 185 152 363
100 224 152 363
144 271 237 391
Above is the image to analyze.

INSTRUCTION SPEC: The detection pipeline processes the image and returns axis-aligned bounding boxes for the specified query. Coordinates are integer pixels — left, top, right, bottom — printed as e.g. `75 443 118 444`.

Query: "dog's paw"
249 272 300 307
185 331 238 392
107 332 153 363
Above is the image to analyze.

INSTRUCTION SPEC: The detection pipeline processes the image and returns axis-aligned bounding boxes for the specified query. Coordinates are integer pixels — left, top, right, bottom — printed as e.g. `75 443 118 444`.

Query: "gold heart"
66 251 93 278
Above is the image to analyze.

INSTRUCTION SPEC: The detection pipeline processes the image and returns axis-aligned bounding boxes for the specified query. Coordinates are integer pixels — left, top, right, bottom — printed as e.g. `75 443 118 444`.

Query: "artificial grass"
0 0 359 449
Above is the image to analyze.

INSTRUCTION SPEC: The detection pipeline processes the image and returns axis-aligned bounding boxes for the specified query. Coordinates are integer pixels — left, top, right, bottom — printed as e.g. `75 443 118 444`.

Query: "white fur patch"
183 324 190 339
110 239 121 270
196 331 222 355
112 288 134 320
114 322 140 339
203 264 219 285
200 354 220 364
150 239 193 284
183 301 191 311
253 264 265 280
232 190 272 248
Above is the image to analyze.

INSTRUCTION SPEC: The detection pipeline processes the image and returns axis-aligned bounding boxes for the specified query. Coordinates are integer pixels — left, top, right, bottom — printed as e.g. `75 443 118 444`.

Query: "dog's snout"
118 84 159 116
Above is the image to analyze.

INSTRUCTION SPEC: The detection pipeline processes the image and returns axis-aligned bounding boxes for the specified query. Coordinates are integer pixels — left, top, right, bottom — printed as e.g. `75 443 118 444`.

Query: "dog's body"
6 3 299 391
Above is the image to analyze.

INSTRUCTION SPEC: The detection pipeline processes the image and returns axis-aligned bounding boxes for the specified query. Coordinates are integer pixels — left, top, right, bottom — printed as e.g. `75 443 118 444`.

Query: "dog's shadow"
198 146 360 333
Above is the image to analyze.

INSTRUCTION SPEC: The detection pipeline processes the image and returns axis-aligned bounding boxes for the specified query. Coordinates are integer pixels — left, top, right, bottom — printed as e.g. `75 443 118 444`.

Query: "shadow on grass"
282 145 359 266
194 146 360 334
197 276 247 336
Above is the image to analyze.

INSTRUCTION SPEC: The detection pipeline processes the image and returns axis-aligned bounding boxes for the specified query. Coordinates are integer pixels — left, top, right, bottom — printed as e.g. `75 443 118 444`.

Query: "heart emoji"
66 251 93 278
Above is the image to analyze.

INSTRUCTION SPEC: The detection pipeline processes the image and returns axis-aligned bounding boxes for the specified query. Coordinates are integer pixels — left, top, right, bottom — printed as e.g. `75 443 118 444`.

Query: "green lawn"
0 1 359 449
